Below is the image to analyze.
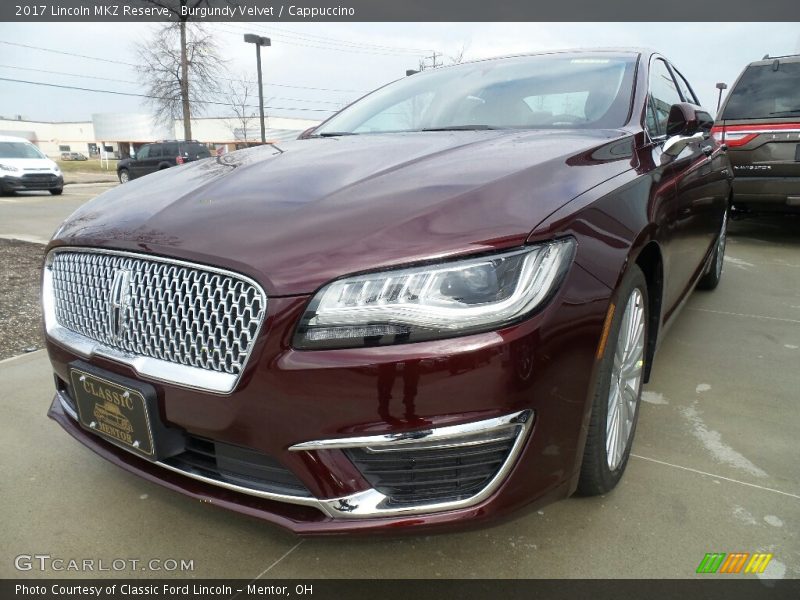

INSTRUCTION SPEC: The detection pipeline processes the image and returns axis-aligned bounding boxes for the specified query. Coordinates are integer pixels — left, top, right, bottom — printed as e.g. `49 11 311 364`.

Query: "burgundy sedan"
43 49 732 534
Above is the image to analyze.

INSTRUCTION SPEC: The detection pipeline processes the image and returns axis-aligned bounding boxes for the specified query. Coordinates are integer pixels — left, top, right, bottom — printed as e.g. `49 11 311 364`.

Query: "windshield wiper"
421 125 499 132
314 131 359 137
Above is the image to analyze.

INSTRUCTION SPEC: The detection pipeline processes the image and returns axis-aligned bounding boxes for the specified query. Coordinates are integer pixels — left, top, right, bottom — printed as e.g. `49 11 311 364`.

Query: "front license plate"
70 368 156 459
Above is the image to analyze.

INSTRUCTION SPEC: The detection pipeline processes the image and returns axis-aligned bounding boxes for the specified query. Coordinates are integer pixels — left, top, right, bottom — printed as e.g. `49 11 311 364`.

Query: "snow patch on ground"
695 383 711 393
725 256 755 269
732 506 758 526
642 391 669 405
680 403 767 478
764 515 784 528
757 558 787 581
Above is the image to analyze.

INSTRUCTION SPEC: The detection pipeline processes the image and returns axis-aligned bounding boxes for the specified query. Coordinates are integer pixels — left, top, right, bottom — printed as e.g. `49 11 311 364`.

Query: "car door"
145 144 163 175
129 144 150 178
668 65 730 288
646 58 724 316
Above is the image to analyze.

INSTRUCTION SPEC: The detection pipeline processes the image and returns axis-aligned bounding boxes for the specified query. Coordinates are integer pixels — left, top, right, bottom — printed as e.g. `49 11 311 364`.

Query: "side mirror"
663 103 715 157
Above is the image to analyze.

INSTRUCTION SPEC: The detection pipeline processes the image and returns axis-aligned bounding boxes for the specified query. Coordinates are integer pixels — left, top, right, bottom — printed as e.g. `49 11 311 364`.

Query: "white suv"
0 135 64 195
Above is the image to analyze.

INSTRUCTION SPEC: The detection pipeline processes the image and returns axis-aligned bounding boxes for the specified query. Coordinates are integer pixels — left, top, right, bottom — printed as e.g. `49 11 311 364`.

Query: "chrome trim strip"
293 410 534 518
56 393 326 512
724 129 800 135
58 394 533 519
288 411 528 451
154 461 324 509
43 247 268 395
57 389 78 421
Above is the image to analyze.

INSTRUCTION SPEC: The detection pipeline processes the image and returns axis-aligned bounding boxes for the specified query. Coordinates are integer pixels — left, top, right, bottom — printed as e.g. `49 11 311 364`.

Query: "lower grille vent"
346 434 517 507
164 436 311 498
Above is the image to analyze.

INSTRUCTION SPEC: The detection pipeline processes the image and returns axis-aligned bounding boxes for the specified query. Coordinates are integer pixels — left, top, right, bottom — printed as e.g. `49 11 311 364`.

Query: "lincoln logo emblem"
108 268 131 340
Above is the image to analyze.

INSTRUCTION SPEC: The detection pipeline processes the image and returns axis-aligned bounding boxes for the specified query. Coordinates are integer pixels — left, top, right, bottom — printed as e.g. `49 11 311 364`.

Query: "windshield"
315 53 638 135
0 141 46 159
722 61 800 120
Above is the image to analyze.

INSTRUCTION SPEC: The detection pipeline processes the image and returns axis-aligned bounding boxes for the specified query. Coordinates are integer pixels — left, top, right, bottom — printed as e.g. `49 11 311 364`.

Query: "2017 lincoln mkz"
44 49 732 534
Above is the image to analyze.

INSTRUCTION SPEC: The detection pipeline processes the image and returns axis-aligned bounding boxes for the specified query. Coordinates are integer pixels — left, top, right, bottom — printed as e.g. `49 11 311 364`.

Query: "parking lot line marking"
631 454 800 501
687 307 800 326
256 539 305 577
228 540 305 599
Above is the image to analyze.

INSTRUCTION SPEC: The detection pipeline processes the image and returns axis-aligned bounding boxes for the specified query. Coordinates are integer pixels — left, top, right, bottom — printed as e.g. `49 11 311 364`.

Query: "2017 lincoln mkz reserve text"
43 49 732 533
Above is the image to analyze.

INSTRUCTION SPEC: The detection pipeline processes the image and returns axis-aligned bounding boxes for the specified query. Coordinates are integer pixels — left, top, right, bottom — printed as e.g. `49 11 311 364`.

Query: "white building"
0 113 321 159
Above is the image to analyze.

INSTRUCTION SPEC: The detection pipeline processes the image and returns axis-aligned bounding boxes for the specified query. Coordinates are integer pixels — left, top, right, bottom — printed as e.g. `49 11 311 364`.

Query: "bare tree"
225 77 258 145
138 0 229 139
447 44 468 65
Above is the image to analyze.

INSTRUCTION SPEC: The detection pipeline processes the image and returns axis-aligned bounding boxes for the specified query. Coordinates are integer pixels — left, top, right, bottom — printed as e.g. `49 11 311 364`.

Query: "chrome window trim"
43 247 268 395
58 393 533 520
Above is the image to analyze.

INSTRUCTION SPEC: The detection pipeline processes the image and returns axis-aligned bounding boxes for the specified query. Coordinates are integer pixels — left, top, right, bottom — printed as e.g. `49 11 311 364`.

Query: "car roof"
746 54 800 67
0 135 34 143
419 47 651 73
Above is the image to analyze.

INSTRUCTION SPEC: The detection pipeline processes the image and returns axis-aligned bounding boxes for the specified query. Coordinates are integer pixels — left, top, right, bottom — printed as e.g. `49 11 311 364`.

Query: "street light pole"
715 82 728 114
243 34 271 144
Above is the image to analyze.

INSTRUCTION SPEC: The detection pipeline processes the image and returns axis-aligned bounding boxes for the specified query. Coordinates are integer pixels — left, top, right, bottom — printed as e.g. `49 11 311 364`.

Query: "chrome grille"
45 249 267 392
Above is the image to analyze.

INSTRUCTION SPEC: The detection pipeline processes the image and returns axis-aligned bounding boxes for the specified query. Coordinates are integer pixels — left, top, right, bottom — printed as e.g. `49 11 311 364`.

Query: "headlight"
294 238 576 349
0 163 20 173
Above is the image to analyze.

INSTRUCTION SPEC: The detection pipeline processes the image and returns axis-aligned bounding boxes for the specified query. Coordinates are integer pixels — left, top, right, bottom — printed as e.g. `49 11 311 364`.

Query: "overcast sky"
1 22 799 123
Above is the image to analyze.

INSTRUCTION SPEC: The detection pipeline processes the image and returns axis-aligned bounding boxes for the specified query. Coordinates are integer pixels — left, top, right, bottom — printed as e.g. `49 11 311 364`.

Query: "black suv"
714 54 800 214
117 140 211 183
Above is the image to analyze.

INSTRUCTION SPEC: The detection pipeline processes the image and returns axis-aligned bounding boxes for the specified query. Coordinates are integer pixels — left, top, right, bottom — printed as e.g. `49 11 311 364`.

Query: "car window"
522 91 591 122
162 143 178 157
648 59 683 137
354 93 435 132
672 68 698 105
722 61 800 120
317 53 638 134
188 143 211 158
136 145 150 160
0 141 45 159
149 145 163 158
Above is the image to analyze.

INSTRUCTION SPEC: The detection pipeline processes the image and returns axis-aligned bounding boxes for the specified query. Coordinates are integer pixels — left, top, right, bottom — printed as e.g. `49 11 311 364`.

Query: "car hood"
51 130 634 295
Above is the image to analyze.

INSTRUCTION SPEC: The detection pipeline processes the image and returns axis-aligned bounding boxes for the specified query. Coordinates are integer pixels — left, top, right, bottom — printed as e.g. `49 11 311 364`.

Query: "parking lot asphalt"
0 183 117 245
0 189 797 579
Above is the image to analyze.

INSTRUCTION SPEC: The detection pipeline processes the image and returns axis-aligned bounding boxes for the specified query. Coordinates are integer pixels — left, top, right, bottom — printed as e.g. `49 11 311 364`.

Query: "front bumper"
45 263 612 534
1 173 63 191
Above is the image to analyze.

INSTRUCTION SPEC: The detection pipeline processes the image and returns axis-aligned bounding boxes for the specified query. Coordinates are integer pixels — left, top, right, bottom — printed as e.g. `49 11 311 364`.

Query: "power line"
0 76 338 115
0 40 137 66
215 24 425 58
0 64 140 85
254 25 433 53
0 39 369 93
0 64 351 106
220 23 431 55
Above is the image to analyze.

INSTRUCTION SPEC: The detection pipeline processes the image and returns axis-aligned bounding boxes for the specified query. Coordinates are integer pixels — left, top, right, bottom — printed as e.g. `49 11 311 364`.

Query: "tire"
697 208 728 291
577 264 648 496
118 169 130 184
49 187 63 196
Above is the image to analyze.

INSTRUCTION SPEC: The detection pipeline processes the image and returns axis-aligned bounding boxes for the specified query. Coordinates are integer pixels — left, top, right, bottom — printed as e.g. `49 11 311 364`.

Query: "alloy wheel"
606 288 645 470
